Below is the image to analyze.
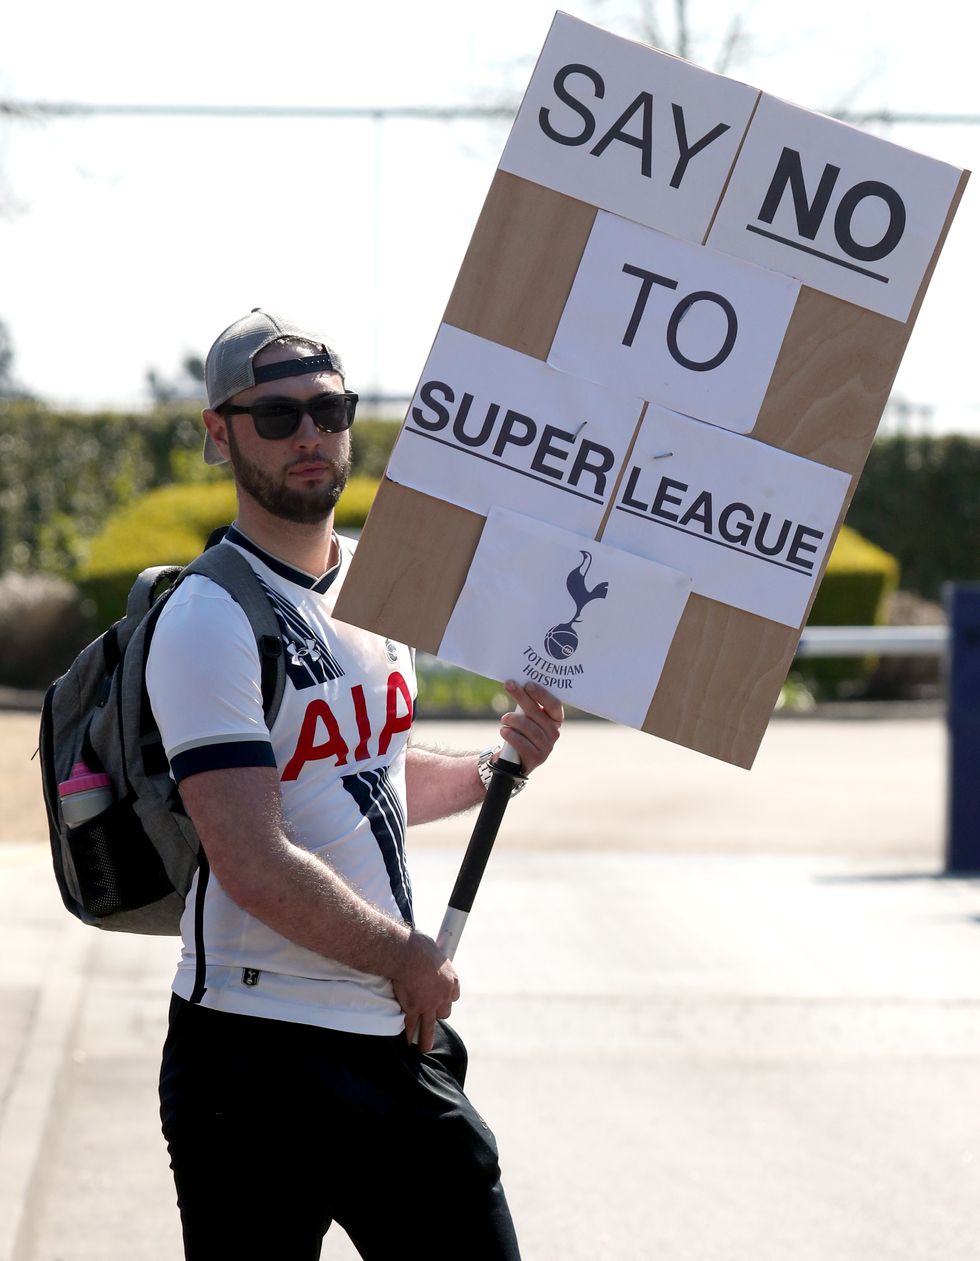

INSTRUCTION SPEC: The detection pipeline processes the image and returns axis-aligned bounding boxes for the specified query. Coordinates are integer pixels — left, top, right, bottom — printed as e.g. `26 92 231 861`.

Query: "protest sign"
334 12 968 767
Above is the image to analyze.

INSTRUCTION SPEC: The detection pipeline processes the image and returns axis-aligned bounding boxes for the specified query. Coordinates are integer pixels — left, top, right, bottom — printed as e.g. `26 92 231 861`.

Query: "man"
146 309 563 1260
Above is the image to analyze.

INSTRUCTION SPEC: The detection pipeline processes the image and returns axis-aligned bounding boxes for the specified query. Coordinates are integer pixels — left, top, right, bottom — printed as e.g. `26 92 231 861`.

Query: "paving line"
0 917 92 1261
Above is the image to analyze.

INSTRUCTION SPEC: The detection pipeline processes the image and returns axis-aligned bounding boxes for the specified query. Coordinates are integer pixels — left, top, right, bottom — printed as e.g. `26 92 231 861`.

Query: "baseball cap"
202 308 345 465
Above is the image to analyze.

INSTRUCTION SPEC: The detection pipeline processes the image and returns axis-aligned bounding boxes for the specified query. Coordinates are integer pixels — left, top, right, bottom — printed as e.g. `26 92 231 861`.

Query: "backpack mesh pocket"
67 800 173 919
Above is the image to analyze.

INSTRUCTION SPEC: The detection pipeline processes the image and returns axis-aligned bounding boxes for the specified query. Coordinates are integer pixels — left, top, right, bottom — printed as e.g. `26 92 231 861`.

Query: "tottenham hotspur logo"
543 551 609 661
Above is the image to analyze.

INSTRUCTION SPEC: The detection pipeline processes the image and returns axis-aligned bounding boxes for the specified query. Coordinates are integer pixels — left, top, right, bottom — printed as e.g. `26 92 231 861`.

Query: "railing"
796 625 948 658
797 588 979 875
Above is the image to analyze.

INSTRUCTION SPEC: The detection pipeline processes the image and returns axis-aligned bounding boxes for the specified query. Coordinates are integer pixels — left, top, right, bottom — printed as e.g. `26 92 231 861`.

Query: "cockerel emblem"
543 551 609 661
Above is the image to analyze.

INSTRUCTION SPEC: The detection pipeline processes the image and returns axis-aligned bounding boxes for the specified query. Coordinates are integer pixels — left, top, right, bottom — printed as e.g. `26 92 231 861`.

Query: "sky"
0 0 977 431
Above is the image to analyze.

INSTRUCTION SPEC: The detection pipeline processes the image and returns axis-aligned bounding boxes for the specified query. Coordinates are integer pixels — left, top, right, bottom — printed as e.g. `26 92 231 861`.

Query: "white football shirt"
145 527 417 1034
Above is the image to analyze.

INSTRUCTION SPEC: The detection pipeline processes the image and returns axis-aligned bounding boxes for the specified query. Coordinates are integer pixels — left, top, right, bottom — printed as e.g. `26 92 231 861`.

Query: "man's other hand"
392 930 461 1053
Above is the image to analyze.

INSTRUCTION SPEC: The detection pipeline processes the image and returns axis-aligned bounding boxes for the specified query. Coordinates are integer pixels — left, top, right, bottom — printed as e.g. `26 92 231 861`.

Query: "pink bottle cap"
59 761 112 797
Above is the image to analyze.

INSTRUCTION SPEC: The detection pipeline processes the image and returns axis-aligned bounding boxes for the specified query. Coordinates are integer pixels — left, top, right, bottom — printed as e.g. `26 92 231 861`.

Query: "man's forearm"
406 680 563 827
234 832 414 975
179 765 459 1047
405 744 486 825
181 766 411 978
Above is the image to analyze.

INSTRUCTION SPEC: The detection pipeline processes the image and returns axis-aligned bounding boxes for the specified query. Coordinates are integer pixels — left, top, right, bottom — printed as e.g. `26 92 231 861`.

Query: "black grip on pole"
447 759 523 913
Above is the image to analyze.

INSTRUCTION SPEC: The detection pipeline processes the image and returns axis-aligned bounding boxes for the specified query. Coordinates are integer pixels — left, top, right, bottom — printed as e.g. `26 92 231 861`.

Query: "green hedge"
77 477 381 626
0 401 400 577
846 434 980 600
0 402 207 576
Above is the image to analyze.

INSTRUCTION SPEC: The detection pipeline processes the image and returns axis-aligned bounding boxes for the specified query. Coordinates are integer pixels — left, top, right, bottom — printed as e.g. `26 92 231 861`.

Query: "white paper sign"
499 12 759 243
548 211 800 434
602 405 852 627
707 95 963 322
439 507 692 728
387 324 644 534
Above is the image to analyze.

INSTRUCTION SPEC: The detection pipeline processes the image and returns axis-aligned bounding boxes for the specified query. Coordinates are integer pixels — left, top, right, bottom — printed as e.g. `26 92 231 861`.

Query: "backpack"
39 539 285 941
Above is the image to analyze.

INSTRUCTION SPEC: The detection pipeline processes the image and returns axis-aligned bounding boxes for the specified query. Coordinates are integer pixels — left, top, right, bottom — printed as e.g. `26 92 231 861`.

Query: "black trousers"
159 995 521 1260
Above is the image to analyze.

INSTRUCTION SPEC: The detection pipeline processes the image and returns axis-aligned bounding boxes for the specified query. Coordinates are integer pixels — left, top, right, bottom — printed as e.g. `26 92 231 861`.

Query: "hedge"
0 402 205 577
0 400 400 577
76 476 380 626
845 434 980 601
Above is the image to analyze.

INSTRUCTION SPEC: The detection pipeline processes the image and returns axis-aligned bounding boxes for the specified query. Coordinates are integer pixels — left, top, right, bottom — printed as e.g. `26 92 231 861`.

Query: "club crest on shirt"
384 639 399 664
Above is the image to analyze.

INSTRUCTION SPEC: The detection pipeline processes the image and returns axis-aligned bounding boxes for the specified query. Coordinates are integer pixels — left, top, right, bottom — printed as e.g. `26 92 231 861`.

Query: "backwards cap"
202 308 345 465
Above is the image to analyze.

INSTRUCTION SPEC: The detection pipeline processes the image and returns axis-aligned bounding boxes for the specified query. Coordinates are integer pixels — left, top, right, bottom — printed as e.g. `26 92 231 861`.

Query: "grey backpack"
39 541 285 944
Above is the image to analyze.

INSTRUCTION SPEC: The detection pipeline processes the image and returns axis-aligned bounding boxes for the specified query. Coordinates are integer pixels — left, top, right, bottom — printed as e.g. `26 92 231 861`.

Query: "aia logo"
543 551 609 661
281 672 414 782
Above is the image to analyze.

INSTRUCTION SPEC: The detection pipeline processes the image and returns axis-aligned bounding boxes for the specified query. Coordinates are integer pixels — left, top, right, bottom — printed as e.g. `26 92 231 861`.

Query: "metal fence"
797 589 979 874
797 625 948 658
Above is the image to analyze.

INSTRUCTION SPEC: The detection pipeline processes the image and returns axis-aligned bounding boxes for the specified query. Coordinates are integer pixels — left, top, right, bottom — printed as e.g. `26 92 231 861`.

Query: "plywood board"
641 595 798 765
335 480 484 655
442 171 596 359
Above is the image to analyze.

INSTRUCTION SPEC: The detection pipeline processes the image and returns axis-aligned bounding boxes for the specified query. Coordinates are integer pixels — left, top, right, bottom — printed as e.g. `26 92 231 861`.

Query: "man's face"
211 345 352 526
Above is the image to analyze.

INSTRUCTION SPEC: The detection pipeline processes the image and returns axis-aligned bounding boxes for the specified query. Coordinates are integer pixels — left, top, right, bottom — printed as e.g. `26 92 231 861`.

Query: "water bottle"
58 761 114 827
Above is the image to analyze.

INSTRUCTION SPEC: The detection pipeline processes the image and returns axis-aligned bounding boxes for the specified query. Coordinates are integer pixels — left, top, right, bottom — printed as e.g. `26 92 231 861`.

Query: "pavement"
3 709 980 1260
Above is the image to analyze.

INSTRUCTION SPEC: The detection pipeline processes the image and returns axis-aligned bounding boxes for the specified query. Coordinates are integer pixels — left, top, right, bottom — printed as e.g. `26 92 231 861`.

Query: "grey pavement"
4 714 980 1260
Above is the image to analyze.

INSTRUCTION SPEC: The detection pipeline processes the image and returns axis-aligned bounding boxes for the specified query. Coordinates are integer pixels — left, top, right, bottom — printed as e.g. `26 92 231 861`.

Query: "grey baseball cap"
203 308 345 465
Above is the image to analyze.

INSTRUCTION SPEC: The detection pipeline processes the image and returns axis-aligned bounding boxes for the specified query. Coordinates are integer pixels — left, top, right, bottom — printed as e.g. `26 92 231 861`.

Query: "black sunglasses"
220 391 358 440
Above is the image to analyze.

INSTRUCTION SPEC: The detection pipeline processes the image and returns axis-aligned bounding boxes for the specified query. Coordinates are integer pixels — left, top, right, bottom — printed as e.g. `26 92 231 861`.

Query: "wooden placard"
333 16 969 769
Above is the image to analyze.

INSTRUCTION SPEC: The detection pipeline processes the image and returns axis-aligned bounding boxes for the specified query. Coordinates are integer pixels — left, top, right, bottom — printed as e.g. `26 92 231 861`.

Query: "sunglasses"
220 391 358 440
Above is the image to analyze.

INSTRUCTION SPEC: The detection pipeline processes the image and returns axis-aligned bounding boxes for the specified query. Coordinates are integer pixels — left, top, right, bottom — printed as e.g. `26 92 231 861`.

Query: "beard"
227 426 351 525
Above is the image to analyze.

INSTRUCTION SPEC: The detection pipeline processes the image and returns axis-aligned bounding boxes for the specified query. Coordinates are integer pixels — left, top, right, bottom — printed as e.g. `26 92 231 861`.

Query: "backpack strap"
179 545 286 729
128 566 185 622
131 544 285 1004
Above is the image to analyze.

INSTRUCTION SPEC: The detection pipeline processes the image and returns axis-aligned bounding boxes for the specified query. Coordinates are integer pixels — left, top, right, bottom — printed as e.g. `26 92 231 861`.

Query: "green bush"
0 402 217 576
76 476 381 626
415 658 510 718
334 477 380 530
847 434 980 600
797 524 899 696
351 419 400 479
808 526 899 624
0 400 399 578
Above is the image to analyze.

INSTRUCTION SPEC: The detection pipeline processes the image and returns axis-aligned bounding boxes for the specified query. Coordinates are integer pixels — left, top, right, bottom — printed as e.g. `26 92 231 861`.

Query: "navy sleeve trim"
170 740 277 783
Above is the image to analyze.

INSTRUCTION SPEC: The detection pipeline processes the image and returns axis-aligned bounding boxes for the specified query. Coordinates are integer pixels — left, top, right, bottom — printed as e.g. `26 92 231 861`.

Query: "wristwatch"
477 745 527 797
